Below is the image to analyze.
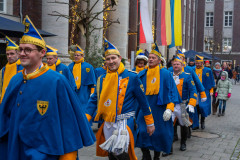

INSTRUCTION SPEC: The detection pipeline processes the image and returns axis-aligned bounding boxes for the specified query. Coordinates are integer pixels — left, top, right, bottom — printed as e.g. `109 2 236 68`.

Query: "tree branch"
89 18 120 33
89 0 100 13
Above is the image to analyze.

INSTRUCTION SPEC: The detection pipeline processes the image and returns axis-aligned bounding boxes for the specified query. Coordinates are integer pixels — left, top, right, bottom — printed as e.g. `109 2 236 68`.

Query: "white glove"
186 105 195 113
163 109 172 121
201 97 207 102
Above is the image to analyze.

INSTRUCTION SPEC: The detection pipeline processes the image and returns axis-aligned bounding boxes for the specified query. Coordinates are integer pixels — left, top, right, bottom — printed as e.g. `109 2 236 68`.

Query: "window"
206 0 214 2
0 0 6 13
222 38 232 52
224 11 233 27
205 12 214 27
204 38 213 52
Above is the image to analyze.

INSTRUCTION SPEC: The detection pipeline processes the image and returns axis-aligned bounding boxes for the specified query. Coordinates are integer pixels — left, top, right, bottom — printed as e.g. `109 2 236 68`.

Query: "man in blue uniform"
86 38 155 160
193 55 215 129
46 45 76 90
0 15 95 160
168 50 207 130
0 36 23 103
136 43 181 160
68 45 96 111
171 56 197 151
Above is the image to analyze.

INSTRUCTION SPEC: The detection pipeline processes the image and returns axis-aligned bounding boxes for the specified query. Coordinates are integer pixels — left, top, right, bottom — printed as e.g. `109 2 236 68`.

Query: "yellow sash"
135 66 144 73
146 65 160 95
195 66 204 83
73 58 84 90
47 59 61 71
1 59 21 102
94 62 125 122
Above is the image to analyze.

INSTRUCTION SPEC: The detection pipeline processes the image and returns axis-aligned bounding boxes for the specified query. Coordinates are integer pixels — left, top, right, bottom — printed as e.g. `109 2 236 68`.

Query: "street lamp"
204 37 220 68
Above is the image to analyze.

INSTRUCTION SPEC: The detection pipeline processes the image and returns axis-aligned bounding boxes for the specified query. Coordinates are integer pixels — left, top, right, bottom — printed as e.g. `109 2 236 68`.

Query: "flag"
169 0 182 48
139 0 154 43
156 0 172 46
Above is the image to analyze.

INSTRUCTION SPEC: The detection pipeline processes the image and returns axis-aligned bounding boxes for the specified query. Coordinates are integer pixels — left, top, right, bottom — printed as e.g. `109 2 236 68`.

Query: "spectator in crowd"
215 71 232 117
212 62 222 115
188 57 195 67
205 60 211 68
232 69 238 85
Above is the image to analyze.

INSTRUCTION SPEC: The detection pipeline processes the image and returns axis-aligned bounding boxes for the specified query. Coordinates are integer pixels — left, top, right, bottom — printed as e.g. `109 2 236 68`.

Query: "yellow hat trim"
195 60 204 62
150 50 161 58
177 53 185 57
75 51 84 55
6 46 19 51
46 52 58 56
105 49 120 57
173 59 183 63
20 35 46 49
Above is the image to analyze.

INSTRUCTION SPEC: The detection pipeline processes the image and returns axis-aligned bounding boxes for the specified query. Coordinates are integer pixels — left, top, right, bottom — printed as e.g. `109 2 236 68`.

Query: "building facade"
196 0 240 66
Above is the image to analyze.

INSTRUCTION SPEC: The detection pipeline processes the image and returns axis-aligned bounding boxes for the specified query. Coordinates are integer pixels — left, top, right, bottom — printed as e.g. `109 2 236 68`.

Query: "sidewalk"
79 84 240 160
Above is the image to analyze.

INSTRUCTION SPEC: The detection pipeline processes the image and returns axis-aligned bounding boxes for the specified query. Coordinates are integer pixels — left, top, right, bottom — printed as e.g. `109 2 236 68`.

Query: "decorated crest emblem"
59 71 63 74
86 68 90 73
6 41 9 47
104 99 112 107
104 42 109 49
151 77 156 84
24 23 30 33
140 84 145 92
206 73 209 77
37 100 49 116
191 81 195 86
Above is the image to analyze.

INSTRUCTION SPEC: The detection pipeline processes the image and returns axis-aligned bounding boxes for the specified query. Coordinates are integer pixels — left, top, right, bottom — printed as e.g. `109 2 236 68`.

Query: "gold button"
19 91 22 95
17 103 20 107
24 80 26 83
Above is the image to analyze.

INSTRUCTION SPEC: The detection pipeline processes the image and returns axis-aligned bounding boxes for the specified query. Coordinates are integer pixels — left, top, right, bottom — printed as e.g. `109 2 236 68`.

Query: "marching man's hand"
201 97 207 102
147 125 155 136
163 109 172 121
186 105 195 113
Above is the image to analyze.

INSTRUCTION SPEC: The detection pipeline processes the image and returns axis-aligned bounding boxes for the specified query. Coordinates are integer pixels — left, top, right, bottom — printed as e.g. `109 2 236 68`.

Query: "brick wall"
190 0 194 50
196 0 205 52
213 0 224 51
232 0 240 52
185 0 189 50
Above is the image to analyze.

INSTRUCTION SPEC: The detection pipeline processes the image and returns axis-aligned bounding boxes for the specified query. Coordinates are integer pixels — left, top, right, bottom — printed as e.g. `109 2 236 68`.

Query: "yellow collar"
73 58 84 64
23 63 49 80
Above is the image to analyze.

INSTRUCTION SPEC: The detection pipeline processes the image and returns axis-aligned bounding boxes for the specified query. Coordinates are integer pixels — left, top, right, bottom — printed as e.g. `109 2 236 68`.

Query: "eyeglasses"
17 48 38 55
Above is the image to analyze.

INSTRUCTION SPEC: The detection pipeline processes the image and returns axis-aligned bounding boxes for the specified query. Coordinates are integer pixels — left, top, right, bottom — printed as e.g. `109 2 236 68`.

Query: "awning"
184 50 221 60
0 16 56 38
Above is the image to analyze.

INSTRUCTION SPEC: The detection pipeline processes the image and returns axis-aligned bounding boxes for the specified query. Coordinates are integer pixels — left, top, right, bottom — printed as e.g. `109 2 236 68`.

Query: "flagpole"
137 0 140 50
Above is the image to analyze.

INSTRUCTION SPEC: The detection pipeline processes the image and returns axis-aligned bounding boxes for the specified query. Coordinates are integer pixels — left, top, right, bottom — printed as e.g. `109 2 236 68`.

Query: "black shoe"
153 151 160 160
192 127 199 130
180 143 186 151
162 152 172 157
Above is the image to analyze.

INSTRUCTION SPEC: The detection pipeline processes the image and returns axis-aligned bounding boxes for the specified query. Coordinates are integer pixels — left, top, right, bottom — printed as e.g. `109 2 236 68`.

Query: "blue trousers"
218 99 226 110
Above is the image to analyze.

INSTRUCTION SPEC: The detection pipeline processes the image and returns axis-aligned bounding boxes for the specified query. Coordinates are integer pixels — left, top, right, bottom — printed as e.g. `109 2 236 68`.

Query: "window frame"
222 38 232 52
204 38 213 52
0 0 6 13
205 12 214 27
224 11 233 27
206 0 214 2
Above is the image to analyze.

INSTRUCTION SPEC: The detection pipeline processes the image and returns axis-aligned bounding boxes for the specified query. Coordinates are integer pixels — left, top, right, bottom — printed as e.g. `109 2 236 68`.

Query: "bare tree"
48 0 120 56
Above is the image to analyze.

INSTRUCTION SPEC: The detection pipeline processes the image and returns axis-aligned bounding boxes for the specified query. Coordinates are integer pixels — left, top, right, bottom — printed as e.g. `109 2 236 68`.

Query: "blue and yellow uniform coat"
53 62 77 91
193 66 215 117
169 65 205 128
171 72 198 124
86 69 154 160
1 59 23 103
68 61 96 111
94 66 106 80
136 68 181 154
0 65 95 160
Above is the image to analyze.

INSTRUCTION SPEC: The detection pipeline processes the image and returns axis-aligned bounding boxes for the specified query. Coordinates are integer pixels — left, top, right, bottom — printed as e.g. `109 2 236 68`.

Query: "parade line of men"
0 15 215 160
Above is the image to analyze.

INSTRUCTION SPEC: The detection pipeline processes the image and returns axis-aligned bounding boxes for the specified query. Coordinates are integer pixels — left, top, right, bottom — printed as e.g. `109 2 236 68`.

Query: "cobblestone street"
79 83 240 160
